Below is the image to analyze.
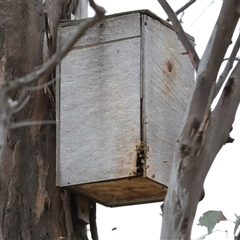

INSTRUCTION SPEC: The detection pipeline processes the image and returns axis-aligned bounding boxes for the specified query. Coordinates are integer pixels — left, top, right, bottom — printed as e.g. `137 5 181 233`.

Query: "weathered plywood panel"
59 12 141 49
70 177 167 207
59 37 141 186
142 14 194 185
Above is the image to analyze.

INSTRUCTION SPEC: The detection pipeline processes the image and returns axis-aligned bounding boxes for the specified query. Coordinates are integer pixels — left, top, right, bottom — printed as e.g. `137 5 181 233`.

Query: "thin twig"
4 0 106 94
166 0 196 22
223 57 240 61
9 120 56 129
157 0 199 70
26 78 56 91
214 32 240 98
7 89 27 109
12 95 31 114
179 11 185 23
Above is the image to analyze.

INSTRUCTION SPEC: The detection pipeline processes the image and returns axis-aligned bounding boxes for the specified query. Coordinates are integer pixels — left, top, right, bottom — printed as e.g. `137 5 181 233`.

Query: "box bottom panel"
67 177 167 207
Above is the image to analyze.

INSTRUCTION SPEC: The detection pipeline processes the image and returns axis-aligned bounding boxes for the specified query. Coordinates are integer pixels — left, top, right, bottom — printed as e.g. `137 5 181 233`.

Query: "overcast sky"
87 1 240 239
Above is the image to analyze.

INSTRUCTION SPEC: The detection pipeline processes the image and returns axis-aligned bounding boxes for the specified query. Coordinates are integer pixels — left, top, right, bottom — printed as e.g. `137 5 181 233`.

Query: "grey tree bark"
0 0 105 239
159 0 240 239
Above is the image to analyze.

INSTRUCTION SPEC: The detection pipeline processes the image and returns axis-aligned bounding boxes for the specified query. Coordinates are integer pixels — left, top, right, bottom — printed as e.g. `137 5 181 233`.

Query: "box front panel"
59 38 141 186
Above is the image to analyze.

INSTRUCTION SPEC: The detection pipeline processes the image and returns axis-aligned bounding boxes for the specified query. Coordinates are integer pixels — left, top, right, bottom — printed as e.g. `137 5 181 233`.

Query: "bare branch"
166 0 196 22
157 0 199 70
7 89 27 109
223 57 240 61
9 120 56 129
26 78 56 91
202 61 240 174
4 0 106 94
12 95 31 114
182 0 240 136
0 0 105 160
214 32 240 98
161 1 240 239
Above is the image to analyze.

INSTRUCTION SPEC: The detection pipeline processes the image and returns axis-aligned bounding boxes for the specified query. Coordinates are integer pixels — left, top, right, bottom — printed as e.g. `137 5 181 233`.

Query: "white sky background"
87 1 240 239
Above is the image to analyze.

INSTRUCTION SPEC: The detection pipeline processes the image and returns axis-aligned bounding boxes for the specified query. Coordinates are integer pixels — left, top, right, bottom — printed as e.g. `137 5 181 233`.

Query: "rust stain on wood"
136 143 145 176
161 60 176 98
167 60 173 73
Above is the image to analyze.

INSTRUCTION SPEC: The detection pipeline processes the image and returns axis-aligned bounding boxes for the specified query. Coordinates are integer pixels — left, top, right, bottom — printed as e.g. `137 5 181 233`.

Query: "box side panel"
59 38 141 186
142 14 194 186
60 12 141 48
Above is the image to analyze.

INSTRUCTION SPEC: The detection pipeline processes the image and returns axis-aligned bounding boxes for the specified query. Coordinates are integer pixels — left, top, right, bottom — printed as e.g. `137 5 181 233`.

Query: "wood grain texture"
59 37 141 186
70 177 167 207
141 13 194 185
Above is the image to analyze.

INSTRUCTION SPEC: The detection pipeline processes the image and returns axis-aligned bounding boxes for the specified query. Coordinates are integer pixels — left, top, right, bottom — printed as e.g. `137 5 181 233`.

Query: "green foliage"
196 211 240 239
198 210 227 234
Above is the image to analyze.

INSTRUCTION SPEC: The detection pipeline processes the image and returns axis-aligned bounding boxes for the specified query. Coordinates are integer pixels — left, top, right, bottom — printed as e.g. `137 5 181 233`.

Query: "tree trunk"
160 1 240 239
0 1 88 239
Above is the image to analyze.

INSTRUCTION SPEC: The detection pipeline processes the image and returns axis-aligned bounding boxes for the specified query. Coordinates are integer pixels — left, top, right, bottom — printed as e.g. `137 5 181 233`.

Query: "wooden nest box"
56 10 194 207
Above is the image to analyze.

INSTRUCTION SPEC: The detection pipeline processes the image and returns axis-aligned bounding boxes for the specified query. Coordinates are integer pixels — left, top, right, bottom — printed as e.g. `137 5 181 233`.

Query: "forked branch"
160 1 240 239
181 0 240 139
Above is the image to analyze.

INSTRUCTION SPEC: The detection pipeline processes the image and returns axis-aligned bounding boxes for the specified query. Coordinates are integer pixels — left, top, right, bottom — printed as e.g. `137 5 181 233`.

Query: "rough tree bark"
159 0 240 239
0 1 98 239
